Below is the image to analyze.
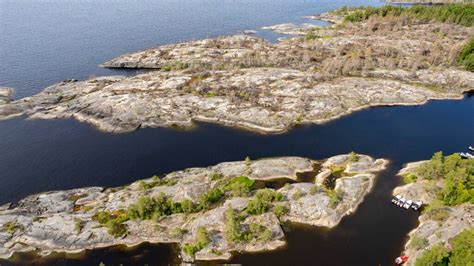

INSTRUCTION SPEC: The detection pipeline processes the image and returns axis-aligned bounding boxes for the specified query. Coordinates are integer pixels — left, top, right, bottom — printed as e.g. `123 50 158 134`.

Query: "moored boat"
395 255 409 265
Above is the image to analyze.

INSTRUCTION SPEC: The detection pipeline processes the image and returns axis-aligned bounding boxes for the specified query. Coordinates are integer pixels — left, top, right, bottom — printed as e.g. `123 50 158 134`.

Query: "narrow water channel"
1 95 472 265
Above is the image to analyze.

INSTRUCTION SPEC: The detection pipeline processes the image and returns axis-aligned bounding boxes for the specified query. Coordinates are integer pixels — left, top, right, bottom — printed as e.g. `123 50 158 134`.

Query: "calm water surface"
1 0 473 265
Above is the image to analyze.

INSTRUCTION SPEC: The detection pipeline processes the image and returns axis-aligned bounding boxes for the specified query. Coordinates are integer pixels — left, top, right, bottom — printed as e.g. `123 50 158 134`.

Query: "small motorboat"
397 197 406 207
460 152 474 159
411 201 422 211
392 194 402 204
469 146 474 152
395 255 409 265
403 199 413 209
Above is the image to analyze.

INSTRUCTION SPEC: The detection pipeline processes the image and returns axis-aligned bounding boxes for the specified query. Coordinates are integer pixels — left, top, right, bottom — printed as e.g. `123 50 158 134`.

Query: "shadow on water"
0 95 472 265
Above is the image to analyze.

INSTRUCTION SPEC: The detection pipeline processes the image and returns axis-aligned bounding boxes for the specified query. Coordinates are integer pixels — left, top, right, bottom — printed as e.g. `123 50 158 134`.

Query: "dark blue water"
0 0 382 98
1 0 473 265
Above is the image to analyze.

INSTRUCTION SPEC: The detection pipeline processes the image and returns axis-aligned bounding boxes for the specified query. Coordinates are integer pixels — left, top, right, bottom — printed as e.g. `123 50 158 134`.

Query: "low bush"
343 4 474 27
327 189 344 208
409 235 428 250
292 188 305 200
246 189 284 215
273 204 289 218
182 227 211 257
457 38 474 72
93 210 129 237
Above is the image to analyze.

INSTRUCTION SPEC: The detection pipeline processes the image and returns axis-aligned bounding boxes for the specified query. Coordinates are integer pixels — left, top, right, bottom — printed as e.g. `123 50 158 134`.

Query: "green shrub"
198 187 224 210
449 228 474 265
409 235 428 250
208 172 223 180
182 226 210 257
245 156 252 174
292 188 305 200
310 185 324 195
327 189 344 208
1 220 23 233
171 228 188 238
423 202 451 222
414 228 474 265
305 30 318 41
181 199 197 214
93 210 129 237
224 207 243 243
348 151 359 163
246 189 284 215
402 173 418 184
343 4 474 27
457 38 474 72
248 223 273 242
273 204 289 218
414 244 450 266
415 152 474 206
128 193 198 220
74 218 83 234
224 176 255 197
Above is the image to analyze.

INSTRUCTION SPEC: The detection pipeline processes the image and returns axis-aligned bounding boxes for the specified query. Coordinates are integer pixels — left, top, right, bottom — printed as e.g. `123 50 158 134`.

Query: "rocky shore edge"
0 154 387 262
393 156 473 265
0 7 472 134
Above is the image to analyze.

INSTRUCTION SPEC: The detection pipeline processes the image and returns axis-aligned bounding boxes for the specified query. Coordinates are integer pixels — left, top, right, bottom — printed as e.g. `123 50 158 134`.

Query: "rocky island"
0 154 388 262
393 152 473 265
0 5 472 133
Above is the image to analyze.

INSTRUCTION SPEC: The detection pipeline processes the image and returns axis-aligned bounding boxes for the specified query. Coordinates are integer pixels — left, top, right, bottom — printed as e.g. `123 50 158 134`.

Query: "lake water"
1 0 473 265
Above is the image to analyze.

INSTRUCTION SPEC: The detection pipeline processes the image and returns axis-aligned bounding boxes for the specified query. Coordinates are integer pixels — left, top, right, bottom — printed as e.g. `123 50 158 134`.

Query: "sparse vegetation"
310 185 324 195
402 173 418 184
457 37 474 72
224 207 243 243
409 235 428 250
2 220 23 233
74 217 84 234
343 4 474 27
161 61 189 72
183 226 211 256
246 189 284 215
348 151 359 163
422 201 451 222
414 228 473 266
248 223 273 242
245 156 252 175
138 175 177 191
93 210 129 237
171 228 188 238
273 204 289 218
414 243 450 266
327 189 344 208
291 188 305 200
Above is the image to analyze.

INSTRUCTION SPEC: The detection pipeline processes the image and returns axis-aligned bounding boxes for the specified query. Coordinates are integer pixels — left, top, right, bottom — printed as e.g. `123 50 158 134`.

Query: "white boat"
398 197 406 207
403 200 413 209
460 152 474 159
469 146 474 152
392 194 402 204
411 201 422 211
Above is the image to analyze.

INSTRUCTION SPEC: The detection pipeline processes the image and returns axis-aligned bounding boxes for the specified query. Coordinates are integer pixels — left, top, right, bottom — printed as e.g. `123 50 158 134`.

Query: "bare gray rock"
0 87 14 105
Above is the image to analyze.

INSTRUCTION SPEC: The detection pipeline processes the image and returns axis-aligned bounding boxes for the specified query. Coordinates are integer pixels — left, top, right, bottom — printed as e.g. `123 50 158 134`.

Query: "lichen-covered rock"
0 154 387 261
